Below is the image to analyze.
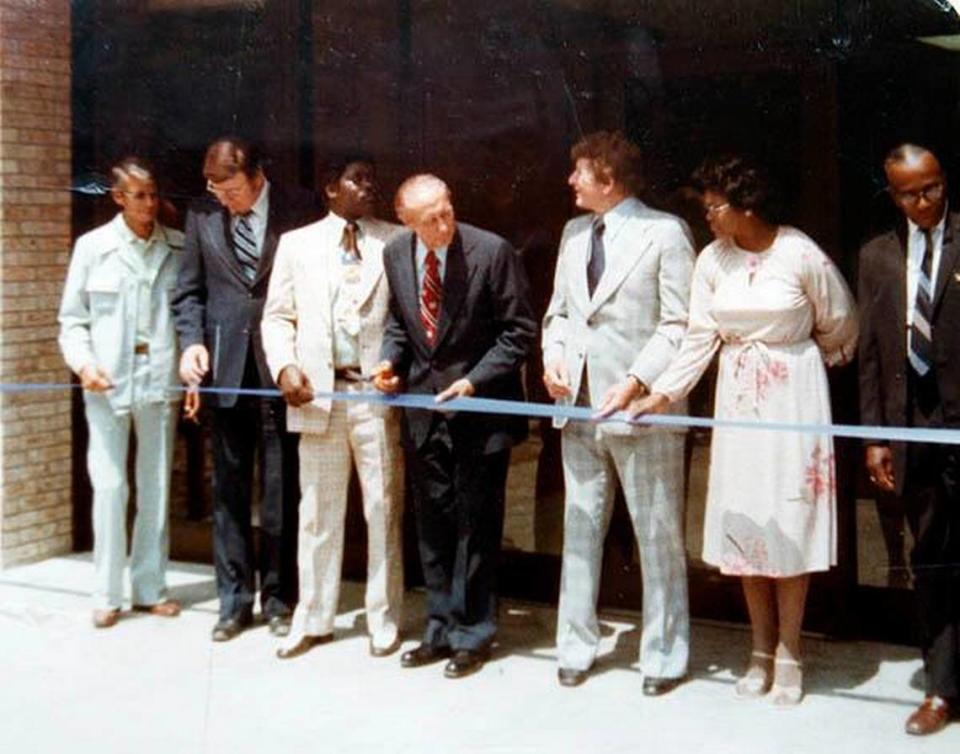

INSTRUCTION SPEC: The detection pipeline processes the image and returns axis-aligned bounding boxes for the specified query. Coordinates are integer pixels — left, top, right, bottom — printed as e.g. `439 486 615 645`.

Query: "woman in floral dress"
630 155 858 705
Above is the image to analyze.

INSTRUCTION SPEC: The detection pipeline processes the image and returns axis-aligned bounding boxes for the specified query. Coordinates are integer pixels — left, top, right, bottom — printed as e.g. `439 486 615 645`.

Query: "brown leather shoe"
906 696 951 736
92 608 121 629
132 599 181 618
400 643 453 668
276 633 333 660
443 649 489 679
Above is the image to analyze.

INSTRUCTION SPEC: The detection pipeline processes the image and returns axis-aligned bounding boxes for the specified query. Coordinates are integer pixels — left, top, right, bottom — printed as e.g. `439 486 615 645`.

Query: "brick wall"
0 0 73 566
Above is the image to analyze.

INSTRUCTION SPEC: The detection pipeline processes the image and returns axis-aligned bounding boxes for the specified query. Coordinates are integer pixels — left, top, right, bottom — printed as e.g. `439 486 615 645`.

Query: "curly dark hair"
692 155 780 223
570 130 644 195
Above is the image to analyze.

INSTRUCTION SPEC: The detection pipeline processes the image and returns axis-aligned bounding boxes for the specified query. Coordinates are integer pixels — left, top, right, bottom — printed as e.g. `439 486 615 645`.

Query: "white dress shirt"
415 236 448 293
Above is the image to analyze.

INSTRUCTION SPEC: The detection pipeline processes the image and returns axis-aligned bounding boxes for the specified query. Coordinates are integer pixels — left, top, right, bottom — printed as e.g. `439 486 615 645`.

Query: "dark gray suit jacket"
380 222 536 454
172 183 317 408
858 209 960 494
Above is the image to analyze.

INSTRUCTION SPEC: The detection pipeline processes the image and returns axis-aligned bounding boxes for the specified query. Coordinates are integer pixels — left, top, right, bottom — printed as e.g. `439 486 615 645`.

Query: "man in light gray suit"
542 131 694 692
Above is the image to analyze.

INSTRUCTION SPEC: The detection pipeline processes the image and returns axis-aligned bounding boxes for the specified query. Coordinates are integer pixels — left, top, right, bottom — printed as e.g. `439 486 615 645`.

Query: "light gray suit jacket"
262 213 401 435
542 197 694 435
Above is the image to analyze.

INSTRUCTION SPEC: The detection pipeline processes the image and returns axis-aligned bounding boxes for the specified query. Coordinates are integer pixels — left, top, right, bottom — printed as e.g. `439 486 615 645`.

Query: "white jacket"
261 213 400 434
58 214 183 412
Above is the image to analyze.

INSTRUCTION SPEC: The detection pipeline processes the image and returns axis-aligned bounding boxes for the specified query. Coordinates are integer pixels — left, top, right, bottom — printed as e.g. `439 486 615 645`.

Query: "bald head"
395 173 456 250
884 143 946 230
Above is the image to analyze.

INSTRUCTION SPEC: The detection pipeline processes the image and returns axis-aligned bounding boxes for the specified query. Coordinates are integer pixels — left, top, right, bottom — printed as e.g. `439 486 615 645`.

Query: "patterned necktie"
909 229 935 376
234 212 259 280
420 249 442 345
587 216 605 297
342 220 361 260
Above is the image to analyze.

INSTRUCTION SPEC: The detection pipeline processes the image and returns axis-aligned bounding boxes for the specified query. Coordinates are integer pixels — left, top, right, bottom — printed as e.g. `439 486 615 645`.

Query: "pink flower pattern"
721 535 782 578
804 442 836 503
730 346 790 414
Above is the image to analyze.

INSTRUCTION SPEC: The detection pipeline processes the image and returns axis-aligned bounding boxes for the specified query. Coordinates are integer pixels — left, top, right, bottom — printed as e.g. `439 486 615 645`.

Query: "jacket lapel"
355 221 385 308
569 225 592 314
253 193 281 288
433 230 469 350
588 210 652 315
933 211 960 311
892 226 908 363
396 234 427 349
212 209 249 285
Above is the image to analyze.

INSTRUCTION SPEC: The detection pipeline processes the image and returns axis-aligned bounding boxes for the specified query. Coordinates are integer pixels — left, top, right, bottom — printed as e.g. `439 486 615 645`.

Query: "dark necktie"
420 249 442 345
234 212 258 280
342 220 361 260
587 216 605 297
909 229 934 376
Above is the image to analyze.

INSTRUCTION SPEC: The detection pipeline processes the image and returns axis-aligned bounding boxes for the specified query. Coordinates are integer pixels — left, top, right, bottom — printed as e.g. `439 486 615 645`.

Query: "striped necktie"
420 249 442 345
234 212 259 280
909 229 935 376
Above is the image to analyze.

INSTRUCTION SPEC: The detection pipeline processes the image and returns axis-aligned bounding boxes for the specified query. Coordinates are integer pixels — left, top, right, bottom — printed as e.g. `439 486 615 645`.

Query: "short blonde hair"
111 156 154 191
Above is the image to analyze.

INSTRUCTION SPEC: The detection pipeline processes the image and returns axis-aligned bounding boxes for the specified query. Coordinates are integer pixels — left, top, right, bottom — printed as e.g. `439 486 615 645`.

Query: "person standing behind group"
262 157 405 660
859 144 960 737
373 174 535 679
172 137 316 642
58 157 184 628
630 155 858 706
542 131 694 693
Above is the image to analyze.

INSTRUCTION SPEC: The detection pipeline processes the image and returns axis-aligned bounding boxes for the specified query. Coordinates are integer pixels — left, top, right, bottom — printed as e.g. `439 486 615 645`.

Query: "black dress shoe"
400 643 452 668
558 667 589 687
267 614 292 637
642 675 685 696
211 614 252 642
369 636 403 658
443 649 488 679
276 633 333 660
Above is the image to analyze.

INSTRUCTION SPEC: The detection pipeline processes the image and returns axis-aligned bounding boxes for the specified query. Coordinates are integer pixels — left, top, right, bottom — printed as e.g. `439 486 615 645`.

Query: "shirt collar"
595 196 638 237
248 179 270 221
328 210 365 234
908 203 948 244
113 212 163 247
416 236 448 261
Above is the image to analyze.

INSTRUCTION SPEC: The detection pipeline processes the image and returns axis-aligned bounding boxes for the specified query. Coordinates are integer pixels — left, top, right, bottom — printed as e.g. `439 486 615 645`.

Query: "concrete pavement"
0 554 956 754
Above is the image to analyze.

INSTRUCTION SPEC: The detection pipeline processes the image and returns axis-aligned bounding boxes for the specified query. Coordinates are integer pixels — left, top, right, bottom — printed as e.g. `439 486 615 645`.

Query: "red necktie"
420 249 442 344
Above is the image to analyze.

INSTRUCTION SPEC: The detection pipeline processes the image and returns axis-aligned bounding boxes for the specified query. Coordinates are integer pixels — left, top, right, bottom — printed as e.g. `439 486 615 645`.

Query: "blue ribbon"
7 381 960 445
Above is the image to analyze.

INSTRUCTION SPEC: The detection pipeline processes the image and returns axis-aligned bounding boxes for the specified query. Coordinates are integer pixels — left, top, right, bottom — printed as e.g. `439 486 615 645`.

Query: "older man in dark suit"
173 137 316 641
373 174 535 678
859 143 960 736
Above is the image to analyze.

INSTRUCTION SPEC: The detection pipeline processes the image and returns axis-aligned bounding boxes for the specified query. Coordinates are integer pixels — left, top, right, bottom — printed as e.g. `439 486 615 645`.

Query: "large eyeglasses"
891 182 945 206
206 179 245 200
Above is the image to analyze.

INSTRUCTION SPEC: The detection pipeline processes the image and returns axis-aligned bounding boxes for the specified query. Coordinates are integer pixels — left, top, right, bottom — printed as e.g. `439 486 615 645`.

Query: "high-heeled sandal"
770 657 804 707
734 651 774 698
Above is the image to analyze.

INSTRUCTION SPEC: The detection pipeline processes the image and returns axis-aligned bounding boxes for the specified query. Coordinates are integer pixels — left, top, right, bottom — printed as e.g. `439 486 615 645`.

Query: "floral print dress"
652 227 858 577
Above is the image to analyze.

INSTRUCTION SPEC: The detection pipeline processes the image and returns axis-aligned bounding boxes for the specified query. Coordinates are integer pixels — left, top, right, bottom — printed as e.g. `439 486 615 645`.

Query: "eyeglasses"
206 180 246 200
890 182 945 206
704 202 730 216
121 191 158 201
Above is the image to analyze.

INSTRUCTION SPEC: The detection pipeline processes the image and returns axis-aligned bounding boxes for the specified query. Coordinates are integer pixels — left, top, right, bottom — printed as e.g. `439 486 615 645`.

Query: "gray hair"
884 143 938 172
111 156 155 191
394 173 450 219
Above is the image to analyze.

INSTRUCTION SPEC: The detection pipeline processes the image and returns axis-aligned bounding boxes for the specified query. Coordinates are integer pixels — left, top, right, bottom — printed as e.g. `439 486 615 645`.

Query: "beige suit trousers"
288 380 404 648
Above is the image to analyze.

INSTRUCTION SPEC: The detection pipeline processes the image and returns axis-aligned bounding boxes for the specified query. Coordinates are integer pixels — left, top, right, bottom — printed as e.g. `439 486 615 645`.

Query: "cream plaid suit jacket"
262 213 401 434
